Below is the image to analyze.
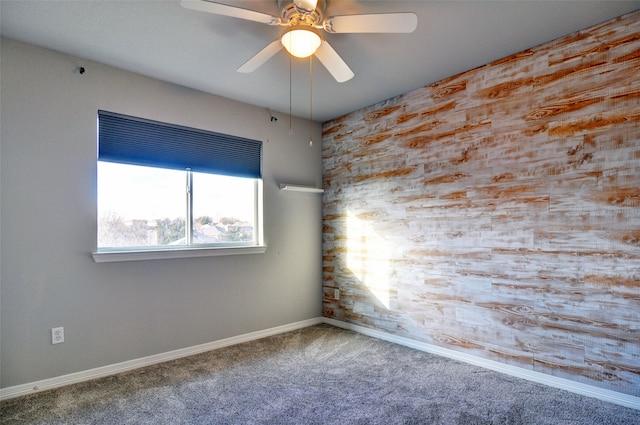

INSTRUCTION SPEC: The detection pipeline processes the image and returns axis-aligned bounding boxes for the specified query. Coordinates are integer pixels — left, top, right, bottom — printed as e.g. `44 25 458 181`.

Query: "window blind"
98 110 262 178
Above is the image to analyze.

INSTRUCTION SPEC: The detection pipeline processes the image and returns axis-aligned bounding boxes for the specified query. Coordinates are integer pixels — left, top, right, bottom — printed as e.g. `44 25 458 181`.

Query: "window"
93 111 265 262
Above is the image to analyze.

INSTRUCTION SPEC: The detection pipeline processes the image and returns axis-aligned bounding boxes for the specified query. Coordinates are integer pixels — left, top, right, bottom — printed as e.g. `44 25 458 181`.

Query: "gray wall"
0 38 323 388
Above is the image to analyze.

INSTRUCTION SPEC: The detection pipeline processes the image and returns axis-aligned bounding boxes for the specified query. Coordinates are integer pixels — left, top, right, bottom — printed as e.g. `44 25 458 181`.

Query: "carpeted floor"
1 324 638 424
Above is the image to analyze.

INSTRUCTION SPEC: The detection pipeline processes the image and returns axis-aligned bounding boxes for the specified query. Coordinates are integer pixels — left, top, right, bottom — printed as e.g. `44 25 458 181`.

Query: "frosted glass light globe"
281 28 321 58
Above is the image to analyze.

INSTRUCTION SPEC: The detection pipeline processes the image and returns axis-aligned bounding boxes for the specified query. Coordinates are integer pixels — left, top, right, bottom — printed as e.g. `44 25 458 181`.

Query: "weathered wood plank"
322 11 640 396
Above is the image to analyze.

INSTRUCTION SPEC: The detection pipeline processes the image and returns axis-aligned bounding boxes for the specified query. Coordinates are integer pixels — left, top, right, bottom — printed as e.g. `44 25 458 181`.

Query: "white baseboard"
0 317 323 401
2 316 638 411
322 317 640 410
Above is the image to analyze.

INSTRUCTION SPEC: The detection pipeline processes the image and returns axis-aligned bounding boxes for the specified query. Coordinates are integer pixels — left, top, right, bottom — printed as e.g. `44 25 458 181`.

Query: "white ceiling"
2 1 638 122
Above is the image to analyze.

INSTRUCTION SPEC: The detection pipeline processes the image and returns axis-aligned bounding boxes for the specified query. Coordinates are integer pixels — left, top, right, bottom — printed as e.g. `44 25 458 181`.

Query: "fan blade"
314 41 354 83
181 0 280 25
237 40 283 73
324 13 417 33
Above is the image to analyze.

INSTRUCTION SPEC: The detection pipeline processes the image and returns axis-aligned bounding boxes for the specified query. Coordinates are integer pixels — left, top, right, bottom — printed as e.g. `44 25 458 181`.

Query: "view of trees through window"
98 162 256 249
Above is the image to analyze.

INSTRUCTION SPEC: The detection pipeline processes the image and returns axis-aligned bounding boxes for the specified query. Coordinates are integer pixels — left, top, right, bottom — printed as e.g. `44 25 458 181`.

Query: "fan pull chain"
289 52 293 135
309 55 313 147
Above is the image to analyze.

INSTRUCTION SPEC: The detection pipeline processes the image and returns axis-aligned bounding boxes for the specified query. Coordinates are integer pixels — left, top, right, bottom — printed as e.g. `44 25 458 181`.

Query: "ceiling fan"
181 0 418 83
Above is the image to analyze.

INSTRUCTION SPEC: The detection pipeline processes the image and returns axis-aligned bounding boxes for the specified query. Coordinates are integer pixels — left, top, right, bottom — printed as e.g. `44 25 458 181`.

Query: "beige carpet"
1 324 638 424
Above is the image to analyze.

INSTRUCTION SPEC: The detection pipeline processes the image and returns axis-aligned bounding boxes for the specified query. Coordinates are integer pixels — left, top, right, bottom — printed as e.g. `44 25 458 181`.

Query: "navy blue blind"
98 110 262 178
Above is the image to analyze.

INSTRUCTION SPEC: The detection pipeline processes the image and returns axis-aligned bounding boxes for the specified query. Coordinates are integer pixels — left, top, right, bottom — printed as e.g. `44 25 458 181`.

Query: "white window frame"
92 176 265 263
92 111 266 263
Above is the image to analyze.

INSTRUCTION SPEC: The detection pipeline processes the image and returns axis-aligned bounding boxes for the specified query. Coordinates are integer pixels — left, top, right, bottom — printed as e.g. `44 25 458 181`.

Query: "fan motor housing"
279 0 325 26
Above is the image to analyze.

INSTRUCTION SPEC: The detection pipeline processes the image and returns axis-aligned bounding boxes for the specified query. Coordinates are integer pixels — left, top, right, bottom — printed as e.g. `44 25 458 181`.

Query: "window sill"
92 245 267 263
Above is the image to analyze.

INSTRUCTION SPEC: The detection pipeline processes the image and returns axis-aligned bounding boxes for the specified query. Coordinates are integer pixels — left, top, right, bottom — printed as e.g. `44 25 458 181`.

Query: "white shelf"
279 184 324 193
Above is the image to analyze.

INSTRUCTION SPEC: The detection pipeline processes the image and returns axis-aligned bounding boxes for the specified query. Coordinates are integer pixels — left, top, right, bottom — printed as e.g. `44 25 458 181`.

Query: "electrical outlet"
52 327 64 344
334 288 340 300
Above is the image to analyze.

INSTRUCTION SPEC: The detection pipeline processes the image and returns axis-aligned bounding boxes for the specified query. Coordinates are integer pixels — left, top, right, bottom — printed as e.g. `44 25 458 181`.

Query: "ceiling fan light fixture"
281 27 322 58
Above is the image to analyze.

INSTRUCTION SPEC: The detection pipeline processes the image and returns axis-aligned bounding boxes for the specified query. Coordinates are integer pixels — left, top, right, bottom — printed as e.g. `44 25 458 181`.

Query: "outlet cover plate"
52 327 64 344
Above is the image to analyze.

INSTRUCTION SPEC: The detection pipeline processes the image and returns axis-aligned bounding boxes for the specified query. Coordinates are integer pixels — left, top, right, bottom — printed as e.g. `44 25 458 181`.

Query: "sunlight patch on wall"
346 210 393 309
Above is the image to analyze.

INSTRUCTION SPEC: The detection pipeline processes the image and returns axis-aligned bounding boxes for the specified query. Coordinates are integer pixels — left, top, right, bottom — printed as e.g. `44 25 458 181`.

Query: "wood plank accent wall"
322 11 640 397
